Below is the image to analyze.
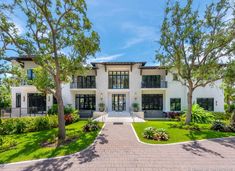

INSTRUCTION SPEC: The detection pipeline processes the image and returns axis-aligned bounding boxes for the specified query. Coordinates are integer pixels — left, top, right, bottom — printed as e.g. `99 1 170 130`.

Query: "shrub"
15 119 27 134
153 128 169 141
47 104 77 116
0 116 58 135
34 117 51 131
211 120 235 132
170 122 200 131
143 127 156 139
167 111 183 121
64 104 75 115
231 112 235 127
182 104 214 123
132 103 140 112
211 112 231 121
47 104 58 115
71 111 79 123
83 119 100 132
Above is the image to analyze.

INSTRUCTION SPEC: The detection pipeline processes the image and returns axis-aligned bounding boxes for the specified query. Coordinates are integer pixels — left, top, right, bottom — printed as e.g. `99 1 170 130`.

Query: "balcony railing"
141 81 167 88
70 82 96 89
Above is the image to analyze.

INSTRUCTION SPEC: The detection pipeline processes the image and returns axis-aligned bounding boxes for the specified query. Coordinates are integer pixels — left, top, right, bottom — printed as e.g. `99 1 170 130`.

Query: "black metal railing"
0 107 48 118
141 81 167 88
70 82 96 89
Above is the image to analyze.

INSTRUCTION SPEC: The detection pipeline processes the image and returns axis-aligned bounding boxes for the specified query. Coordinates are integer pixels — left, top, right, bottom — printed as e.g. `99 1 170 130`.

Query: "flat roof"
91 62 147 66
139 66 166 69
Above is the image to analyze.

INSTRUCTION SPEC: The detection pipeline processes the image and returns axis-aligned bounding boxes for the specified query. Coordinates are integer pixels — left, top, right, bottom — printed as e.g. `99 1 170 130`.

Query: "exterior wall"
10 60 225 117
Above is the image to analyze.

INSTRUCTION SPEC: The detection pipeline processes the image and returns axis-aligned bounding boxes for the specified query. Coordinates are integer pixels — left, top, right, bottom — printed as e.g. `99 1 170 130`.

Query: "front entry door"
112 94 126 111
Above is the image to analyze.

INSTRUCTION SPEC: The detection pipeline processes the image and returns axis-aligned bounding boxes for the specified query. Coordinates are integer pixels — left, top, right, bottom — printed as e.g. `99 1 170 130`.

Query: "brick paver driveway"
1 123 235 171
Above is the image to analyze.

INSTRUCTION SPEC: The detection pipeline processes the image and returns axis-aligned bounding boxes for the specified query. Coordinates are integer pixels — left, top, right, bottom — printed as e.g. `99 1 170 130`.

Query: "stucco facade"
10 59 224 118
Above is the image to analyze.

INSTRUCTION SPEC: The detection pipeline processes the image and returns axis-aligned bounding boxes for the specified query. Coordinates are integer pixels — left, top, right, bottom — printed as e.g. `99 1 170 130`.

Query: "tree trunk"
55 79 66 141
186 83 193 124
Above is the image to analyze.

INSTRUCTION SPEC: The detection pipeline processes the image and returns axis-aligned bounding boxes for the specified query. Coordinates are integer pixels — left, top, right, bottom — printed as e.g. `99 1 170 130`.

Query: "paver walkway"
1 123 235 171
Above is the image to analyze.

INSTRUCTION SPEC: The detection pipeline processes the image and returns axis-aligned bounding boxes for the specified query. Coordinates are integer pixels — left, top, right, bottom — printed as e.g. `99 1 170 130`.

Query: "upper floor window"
142 75 161 88
197 98 214 111
77 76 96 88
27 69 35 80
108 71 129 89
170 98 181 111
173 73 178 81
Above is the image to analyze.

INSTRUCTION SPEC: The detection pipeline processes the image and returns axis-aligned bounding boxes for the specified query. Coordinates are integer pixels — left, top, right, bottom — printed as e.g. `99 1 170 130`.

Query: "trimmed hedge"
0 113 79 135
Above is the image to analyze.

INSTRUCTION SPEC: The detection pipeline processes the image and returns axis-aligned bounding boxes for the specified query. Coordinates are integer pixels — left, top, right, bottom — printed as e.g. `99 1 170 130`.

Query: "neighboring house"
10 57 224 118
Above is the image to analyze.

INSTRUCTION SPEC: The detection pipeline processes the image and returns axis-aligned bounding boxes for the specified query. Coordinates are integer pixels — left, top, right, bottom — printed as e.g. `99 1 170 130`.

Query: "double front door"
112 94 126 111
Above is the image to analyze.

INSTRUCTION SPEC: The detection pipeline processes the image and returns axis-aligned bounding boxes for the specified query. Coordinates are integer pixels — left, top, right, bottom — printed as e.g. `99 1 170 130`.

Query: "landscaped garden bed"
133 121 235 144
133 105 235 144
0 120 103 164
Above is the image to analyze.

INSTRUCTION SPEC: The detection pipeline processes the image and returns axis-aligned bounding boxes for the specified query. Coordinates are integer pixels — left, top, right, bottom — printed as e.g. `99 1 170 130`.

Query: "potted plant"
132 103 140 112
98 103 105 112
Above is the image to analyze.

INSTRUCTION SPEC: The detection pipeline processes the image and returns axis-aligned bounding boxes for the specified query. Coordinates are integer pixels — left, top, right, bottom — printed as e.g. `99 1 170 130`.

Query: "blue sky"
85 0 222 65
7 0 224 66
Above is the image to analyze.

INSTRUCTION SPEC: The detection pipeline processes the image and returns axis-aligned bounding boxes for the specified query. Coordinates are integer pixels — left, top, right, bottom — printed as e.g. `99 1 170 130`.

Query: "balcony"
70 82 96 89
141 81 167 88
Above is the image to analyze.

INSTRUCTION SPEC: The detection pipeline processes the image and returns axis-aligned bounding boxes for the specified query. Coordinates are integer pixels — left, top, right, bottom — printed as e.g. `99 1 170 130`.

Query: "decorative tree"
0 0 100 140
223 61 235 113
156 0 234 124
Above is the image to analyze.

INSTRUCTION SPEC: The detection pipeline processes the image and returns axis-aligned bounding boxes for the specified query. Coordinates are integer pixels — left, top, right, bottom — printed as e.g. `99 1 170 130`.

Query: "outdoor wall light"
23 96 25 102
134 92 137 101
48 96 50 102
100 93 103 101
216 101 218 106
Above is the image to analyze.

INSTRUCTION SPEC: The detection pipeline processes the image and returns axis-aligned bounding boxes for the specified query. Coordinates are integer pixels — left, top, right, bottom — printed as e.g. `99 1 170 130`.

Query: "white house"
10 57 224 118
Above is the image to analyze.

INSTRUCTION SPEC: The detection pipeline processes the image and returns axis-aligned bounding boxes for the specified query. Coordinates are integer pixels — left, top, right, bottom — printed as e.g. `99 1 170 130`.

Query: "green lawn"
0 121 103 164
132 121 235 144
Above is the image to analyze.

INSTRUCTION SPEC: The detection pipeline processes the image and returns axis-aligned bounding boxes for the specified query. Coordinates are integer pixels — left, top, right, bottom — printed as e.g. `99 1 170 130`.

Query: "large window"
142 75 161 88
108 71 129 89
170 98 181 111
75 94 96 110
16 93 21 108
27 93 46 111
197 98 214 111
77 76 96 88
27 69 35 80
142 94 163 110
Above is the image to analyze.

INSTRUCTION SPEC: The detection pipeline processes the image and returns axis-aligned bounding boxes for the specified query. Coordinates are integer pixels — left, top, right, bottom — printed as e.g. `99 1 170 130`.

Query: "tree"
156 0 235 124
0 0 100 140
223 60 235 112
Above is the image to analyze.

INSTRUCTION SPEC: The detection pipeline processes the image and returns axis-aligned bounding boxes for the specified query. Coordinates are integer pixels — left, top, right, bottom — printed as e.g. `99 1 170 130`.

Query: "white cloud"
88 53 124 63
121 23 158 49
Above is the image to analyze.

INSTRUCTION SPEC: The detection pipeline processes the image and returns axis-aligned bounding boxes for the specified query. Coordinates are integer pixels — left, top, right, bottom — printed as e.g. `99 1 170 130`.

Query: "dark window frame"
142 94 163 110
75 94 96 110
112 94 126 111
108 71 129 89
197 98 214 111
170 98 181 111
16 93 21 108
142 75 161 88
76 76 96 88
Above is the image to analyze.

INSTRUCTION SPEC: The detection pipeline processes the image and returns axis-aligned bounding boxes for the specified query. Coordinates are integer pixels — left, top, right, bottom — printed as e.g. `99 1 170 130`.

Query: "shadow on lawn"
20 133 108 171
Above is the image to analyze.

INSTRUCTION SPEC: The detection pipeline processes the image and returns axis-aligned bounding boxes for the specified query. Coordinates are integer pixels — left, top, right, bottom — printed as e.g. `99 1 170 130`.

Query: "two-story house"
10 57 224 118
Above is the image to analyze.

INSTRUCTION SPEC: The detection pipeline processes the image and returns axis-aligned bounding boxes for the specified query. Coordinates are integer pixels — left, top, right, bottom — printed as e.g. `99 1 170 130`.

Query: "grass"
0 121 103 164
132 121 235 144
